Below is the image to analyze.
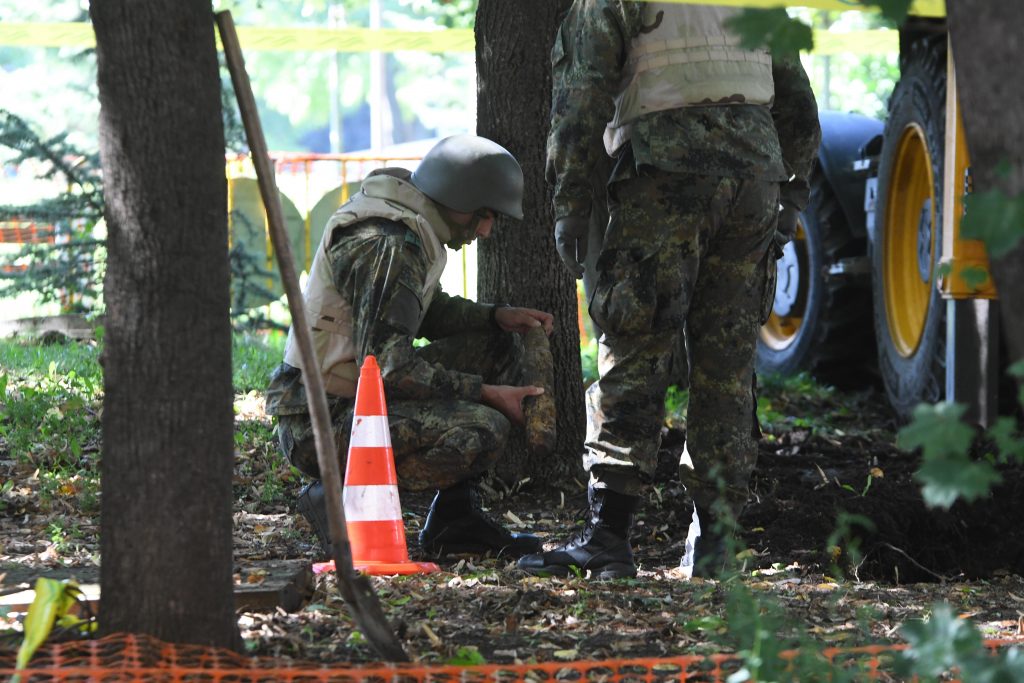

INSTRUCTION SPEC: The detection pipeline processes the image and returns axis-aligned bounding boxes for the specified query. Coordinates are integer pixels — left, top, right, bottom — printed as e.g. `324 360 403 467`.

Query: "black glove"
554 215 589 279
772 203 800 259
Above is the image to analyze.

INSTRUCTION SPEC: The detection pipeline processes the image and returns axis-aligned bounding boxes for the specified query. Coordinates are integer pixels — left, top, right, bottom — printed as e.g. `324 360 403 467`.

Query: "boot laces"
563 504 597 547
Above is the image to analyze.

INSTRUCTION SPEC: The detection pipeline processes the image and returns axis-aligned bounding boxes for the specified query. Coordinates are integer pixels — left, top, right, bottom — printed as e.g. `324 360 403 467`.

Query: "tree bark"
947 4 1024 373
92 0 239 648
474 0 583 487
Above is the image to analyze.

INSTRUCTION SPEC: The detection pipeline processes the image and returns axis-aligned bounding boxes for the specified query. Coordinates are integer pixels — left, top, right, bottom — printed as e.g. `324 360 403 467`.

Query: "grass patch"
0 338 104 513
233 330 286 393
1 331 291 514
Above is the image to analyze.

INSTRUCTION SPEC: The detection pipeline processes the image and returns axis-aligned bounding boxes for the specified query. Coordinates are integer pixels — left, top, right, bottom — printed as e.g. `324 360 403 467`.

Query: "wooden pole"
215 10 408 662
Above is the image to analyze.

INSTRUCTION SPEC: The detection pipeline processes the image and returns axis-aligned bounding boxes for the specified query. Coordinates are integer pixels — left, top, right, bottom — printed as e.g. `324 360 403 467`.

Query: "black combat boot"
296 480 333 557
418 480 542 558
517 488 639 579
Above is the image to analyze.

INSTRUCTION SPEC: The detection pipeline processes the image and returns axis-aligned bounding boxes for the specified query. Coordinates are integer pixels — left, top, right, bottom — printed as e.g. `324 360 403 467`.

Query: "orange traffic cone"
313 355 439 576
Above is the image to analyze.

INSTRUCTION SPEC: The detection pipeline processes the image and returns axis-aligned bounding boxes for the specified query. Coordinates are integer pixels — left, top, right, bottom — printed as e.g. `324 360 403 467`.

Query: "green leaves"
858 0 914 24
962 188 1024 258
897 604 985 678
898 402 1001 509
13 579 94 682
898 402 975 460
724 9 813 59
898 603 1024 681
446 645 487 666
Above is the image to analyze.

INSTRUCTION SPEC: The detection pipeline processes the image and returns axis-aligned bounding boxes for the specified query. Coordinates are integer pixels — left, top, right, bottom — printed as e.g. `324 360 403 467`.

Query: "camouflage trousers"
584 169 779 520
278 330 525 491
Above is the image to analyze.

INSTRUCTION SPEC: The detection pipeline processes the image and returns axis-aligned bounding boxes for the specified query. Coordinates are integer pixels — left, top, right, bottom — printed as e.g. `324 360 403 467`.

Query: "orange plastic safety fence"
2 633 1021 682
0 221 56 244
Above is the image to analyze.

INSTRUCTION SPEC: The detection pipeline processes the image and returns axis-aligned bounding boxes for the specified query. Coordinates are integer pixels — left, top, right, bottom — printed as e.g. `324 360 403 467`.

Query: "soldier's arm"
418 288 493 340
771 57 822 210
330 221 483 402
548 0 639 220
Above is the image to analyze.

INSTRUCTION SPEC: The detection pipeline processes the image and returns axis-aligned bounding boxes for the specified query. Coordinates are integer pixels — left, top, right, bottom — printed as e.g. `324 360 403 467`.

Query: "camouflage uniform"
549 1 821 519
266 216 524 492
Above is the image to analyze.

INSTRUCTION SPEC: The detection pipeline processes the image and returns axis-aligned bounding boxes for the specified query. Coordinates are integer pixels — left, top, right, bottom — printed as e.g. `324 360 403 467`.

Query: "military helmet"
411 134 524 220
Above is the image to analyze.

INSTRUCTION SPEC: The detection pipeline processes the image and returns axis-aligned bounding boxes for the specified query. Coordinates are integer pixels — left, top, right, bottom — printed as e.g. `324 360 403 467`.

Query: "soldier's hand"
481 383 545 425
494 306 555 336
555 215 589 279
772 203 800 260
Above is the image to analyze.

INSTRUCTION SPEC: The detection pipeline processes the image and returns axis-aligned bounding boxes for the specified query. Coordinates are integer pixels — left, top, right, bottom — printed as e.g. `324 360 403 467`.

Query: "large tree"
92 0 240 648
474 0 582 484
946 2 1024 375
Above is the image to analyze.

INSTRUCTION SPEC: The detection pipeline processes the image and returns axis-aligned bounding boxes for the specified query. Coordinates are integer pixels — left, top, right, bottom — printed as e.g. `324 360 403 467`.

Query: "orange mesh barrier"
2 633 1021 682
0 221 57 244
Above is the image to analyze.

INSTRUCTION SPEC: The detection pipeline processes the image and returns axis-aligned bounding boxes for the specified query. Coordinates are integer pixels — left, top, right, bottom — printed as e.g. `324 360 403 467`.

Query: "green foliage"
664 384 689 428
898 402 1003 509
0 109 106 313
446 645 487 666
960 265 991 291
756 372 843 434
962 186 1024 259
233 331 286 393
580 338 599 386
14 578 95 681
1 107 293 326
728 0 912 60
2 331 287 514
858 0 913 24
717 583 865 682
0 340 103 510
725 8 814 59
897 603 1024 680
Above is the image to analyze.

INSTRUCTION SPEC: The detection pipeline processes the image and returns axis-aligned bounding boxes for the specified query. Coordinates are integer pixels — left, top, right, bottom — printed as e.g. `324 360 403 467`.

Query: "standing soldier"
519 1 820 579
266 135 553 560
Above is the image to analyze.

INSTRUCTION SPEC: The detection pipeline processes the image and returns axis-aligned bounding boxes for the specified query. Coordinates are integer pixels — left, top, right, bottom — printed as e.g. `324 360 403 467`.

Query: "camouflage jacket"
548 0 821 219
265 217 496 416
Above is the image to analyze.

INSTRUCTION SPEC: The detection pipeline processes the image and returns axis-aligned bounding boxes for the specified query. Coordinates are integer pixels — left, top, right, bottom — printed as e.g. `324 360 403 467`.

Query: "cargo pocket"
589 247 658 337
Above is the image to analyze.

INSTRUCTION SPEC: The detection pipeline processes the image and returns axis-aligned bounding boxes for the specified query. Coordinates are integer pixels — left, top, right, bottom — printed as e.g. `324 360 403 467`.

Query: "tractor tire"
870 38 948 420
756 170 874 387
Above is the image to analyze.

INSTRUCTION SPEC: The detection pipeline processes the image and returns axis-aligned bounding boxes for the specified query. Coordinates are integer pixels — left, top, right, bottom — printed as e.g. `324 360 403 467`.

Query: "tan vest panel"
283 170 449 398
605 3 775 155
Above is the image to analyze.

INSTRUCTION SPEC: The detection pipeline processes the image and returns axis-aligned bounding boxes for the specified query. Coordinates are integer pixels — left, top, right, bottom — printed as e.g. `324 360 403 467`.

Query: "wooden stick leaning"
215 10 408 662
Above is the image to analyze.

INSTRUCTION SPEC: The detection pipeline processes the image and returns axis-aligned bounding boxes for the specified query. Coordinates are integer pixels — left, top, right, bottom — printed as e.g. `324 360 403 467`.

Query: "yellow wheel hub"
761 224 806 351
883 123 936 358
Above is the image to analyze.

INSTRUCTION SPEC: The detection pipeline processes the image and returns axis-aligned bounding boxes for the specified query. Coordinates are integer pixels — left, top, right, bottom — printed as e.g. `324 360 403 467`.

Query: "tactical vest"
283 169 450 398
604 3 775 155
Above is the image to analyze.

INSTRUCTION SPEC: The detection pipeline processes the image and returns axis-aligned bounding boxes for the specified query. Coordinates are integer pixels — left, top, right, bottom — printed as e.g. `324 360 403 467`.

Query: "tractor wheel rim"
883 123 936 358
761 224 806 351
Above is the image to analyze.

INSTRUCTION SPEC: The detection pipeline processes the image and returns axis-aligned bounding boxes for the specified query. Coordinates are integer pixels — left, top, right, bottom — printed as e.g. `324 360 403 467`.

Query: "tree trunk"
92 0 240 648
475 0 583 487
947 4 1024 374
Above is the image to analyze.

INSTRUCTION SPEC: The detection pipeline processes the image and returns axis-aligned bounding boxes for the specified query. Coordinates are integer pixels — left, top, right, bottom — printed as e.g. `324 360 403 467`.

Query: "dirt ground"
2 382 1024 667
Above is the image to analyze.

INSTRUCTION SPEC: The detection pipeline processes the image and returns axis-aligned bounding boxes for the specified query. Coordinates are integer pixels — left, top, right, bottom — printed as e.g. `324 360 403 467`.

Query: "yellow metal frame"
224 153 474 301
939 45 997 300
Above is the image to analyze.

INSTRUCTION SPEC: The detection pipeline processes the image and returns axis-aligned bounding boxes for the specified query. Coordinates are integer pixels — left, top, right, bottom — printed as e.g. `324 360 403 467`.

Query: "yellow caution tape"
0 2 939 55
0 23 474 53
652 0 944 17
0 22 95 49
224 26 474 53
